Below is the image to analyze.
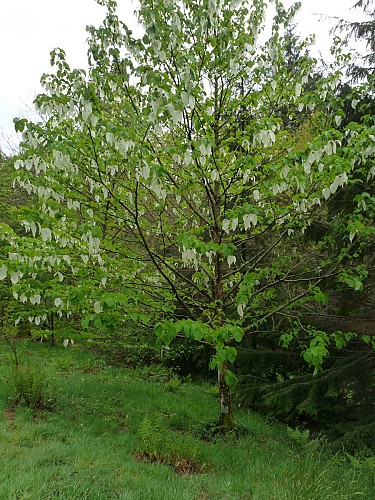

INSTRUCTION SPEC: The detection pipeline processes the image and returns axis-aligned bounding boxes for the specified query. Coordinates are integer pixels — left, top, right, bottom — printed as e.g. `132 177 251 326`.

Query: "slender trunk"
5 336 19 368
218 361 233 431
212 75 233 433
213 254 233 432
50 312 55 346
11 342 19 369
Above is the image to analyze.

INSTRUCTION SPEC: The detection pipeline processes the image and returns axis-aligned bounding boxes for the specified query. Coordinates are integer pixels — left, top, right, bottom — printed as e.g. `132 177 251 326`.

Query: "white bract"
0 265 7 280
222 219 231 234
243 214 258 230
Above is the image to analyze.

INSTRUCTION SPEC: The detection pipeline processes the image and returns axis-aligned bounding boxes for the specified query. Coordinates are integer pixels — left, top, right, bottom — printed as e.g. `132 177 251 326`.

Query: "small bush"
345 452 375 472
161 338 212 377
8 366 53 411
135 364 176 383
80 356 107 374
93 325 160 368
168 411 191 432
194 420 249 442
165 376 181 392
287 426 311 446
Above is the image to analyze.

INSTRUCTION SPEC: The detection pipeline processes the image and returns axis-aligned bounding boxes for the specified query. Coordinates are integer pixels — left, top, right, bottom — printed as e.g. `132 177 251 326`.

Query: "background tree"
335 0 375 82
235 16 375 448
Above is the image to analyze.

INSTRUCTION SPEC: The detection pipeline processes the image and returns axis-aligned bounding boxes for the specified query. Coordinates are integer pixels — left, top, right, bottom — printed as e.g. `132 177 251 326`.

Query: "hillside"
0 340 373 499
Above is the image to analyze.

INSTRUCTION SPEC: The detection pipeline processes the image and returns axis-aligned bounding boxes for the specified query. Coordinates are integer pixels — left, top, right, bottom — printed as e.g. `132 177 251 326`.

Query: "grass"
0 340 374 499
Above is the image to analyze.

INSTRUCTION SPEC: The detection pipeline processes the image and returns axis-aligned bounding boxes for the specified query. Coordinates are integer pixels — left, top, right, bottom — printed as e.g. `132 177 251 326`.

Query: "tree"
3 0 375 431
335 0 375 81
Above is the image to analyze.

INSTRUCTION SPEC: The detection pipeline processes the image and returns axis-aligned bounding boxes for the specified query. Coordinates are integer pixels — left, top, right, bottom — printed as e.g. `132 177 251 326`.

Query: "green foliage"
0 314 20 367
0 157 29 232
8 366 52 411
236 333 375 453
280 325 358 373
134 363 176 384
164 376 181 392
286 426 311 447
339 266 369 292
156 319 242 384
345 452 375 473
160 338 211 377
51 353 76 373
135 415 206 474
193 419 250 443
91 322 160 368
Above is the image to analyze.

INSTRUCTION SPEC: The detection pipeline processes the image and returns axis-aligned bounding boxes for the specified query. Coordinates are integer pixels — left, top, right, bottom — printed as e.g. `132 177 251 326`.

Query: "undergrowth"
8 365 53 411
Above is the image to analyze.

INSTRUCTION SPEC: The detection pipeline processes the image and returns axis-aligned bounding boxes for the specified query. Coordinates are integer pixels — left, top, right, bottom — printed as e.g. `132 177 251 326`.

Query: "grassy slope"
0 340 373 500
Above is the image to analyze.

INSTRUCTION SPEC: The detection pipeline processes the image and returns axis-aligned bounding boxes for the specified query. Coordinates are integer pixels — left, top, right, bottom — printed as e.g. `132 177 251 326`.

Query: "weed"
52 354 76 373
80 356 107 374
345 452 375 472
167 411 191 432
287 426 311 446
165 376 181 392
135 363 176 383
8 366 53 411
135 415 207 474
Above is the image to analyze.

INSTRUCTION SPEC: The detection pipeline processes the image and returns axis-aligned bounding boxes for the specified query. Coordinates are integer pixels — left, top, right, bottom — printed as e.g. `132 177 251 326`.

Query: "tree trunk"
218 361 233 432
50 312 55 346
4 336 19 368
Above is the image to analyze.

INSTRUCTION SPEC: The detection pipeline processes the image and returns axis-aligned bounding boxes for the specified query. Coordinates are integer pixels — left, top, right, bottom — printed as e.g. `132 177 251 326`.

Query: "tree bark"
218 361 233 432
49 312 55 346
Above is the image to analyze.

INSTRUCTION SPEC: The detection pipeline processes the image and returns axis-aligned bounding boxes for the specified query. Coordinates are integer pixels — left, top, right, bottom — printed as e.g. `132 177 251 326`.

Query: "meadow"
0 340 373 500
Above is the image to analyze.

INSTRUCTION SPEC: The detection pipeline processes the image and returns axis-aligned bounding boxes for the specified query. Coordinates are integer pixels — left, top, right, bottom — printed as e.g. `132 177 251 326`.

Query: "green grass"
0 340 373 499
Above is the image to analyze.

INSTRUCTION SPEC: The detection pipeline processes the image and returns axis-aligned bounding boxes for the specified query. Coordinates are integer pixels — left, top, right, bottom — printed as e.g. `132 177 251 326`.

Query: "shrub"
135 364 176 384
286 426 311 447
52 354 76 373
94 332 159 367
8 366 53 411
193 419 249 443
161 338 212 377
165 376 181 392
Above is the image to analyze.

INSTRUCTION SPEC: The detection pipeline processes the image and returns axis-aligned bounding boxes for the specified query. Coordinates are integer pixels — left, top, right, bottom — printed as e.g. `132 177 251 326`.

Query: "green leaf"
13 118 27 133
81 315 94 328
224 369 238 386
313 291 328 304
209 357 217 370
226 346 237 364
94 318 102 328
104 296 115 307
232 327 244 343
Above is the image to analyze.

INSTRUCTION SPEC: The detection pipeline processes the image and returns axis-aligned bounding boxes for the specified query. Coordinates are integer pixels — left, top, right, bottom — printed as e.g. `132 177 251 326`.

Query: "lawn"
0 340 373 499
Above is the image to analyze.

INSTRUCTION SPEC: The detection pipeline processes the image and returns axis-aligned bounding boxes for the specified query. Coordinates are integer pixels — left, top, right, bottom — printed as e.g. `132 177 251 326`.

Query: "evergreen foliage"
335 0 375 81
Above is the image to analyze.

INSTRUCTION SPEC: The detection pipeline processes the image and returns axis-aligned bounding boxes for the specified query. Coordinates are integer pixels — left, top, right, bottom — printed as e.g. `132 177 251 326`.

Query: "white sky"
0 0 366 152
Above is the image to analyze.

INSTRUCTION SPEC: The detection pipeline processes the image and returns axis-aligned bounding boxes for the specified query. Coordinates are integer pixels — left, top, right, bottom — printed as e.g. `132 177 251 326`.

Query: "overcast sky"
0 0 365 152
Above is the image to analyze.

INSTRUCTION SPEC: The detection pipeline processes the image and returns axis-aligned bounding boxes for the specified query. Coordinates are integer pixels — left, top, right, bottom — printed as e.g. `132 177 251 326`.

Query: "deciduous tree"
2 0 375 430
